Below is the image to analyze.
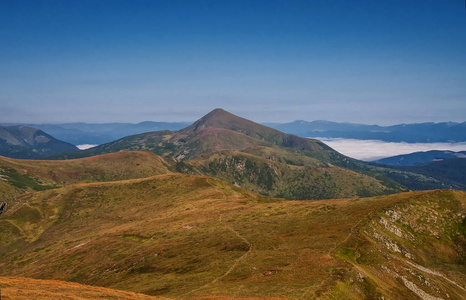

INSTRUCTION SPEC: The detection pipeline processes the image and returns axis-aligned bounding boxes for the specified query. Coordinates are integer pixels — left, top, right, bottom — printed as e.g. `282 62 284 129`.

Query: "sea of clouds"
77 144 98 150
76 140 466 162
315 138 466 161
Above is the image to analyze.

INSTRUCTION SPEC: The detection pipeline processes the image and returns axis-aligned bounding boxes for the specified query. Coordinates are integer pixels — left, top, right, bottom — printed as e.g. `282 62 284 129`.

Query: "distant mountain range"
4 119 465 146
0 122 190 145
372 150 466 166
0 125 79 159
265 120 466 143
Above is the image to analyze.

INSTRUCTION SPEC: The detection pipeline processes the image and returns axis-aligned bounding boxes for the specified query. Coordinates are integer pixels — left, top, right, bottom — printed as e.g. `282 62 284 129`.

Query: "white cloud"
77 144 98 150
315 138 466 161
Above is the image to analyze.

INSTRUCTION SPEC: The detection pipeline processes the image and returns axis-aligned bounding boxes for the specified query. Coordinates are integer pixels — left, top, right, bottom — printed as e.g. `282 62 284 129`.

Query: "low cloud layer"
77 144 98 150
316 138 466 161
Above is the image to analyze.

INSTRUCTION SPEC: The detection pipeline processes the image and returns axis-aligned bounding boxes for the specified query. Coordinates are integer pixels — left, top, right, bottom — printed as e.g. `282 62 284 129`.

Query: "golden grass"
0 276 163 299
0 171 464 299
0 151 175 186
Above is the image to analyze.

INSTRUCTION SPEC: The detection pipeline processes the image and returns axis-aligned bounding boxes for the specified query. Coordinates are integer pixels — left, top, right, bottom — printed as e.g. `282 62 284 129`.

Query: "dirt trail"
212 218 253 284
300 214 367 299
182 216 253 297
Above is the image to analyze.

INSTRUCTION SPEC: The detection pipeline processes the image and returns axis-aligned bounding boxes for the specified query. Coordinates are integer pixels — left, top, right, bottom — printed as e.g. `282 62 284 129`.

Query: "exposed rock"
402 277 443 300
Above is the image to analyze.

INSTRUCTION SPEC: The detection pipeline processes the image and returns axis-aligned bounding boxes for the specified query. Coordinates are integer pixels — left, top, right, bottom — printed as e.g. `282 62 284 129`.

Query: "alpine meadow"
1 1 465 299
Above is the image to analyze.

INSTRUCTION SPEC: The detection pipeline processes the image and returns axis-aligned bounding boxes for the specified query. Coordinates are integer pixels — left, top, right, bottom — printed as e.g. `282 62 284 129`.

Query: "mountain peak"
184 108 255 133
200 108 232 122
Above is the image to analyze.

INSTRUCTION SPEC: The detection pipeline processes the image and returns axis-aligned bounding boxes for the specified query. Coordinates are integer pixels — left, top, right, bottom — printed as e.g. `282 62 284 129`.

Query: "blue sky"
1 0 465 124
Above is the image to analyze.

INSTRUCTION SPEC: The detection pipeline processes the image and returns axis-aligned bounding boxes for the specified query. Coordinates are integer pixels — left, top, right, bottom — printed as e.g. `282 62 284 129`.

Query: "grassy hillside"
0 151 176 203
329 189 466 299
0 276 161 299
0 173 463 299
189 149 398 199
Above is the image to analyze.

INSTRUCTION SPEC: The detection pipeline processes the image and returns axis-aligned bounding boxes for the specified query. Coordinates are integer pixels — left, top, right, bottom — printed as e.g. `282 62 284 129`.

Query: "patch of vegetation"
0 168 55 191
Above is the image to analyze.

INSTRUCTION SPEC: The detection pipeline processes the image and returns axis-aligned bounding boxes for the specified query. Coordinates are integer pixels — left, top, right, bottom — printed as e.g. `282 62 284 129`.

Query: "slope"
361 158 466 192
0 172 463 299
0 125 79 159
329 189 466 299
401 158 466 190
0 276 161 300
0 151 177 203
189 148 395 199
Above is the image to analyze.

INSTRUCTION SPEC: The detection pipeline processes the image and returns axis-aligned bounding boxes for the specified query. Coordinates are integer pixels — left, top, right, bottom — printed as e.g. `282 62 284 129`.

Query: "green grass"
0 167 55 191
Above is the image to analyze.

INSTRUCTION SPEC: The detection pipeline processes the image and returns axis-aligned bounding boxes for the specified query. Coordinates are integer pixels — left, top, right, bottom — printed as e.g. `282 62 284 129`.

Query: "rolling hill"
0 125 79 159
0 172 464 299
0 151 178 204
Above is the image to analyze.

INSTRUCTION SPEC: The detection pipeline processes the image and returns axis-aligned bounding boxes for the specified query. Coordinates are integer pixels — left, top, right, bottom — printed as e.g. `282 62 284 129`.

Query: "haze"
1 0 465 124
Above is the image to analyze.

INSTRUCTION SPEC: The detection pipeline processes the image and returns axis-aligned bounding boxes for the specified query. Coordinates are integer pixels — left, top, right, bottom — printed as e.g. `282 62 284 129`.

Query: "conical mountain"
59 109 334 160
52 109 409 199
180 108 332 154
182 108 281 139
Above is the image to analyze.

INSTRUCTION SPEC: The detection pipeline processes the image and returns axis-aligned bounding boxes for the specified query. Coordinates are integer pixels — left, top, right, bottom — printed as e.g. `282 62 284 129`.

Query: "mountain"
61 108 339 161
10 121 191 145
372 150 466 166
50 109 465 199
0 172 464 299
266 120 466 143
0 125 79 159
50 109 407 199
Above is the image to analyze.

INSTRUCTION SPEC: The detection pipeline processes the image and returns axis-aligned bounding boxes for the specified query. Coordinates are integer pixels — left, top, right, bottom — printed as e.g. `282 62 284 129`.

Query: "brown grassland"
0 169 464 299
0 276 161 299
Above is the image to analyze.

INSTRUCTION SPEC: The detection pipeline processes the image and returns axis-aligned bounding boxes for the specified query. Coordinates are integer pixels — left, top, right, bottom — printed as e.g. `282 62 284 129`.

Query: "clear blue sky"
1 0 465 124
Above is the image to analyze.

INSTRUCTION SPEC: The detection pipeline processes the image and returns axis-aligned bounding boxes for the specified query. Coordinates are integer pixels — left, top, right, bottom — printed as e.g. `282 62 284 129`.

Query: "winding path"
182 216 253 296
